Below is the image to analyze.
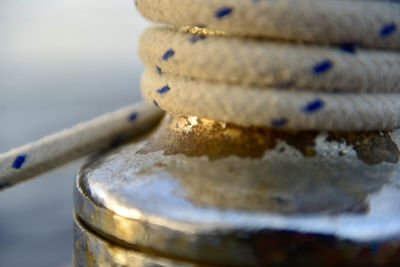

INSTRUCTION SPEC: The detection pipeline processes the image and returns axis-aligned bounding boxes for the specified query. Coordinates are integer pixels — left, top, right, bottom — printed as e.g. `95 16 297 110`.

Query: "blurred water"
0 1 149 266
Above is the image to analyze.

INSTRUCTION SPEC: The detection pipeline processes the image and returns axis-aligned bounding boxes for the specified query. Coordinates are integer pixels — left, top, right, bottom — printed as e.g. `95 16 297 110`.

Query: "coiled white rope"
140 27 400 93
137 0 400 130
1 0 399 189
142 68 400 130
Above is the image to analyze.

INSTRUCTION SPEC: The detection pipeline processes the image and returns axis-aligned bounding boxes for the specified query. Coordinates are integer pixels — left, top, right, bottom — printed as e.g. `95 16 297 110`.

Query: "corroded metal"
74 114 400 266
140 115 400 164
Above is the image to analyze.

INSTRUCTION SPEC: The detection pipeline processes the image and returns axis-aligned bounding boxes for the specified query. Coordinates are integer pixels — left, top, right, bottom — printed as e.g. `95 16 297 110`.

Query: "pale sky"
0 0 152 112
0 0 150 63
0 0 153 145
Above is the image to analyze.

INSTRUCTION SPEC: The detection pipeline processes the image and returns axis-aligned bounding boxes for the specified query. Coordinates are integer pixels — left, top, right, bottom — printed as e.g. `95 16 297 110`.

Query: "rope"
0 102 163 190
142 68 400 130
137 0 400 130
1 0 399 189
136 0 400 49
140 27 400 93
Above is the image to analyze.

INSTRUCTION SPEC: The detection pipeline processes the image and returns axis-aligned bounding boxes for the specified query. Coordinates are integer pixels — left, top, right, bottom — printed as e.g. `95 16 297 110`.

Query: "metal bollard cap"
74 115 400 266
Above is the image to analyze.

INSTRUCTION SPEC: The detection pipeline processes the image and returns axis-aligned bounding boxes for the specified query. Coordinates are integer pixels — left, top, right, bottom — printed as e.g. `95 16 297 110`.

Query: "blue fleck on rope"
302 99 325 113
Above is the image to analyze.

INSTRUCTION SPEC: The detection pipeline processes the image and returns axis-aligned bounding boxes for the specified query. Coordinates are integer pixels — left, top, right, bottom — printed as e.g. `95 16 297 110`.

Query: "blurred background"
0 0 149 266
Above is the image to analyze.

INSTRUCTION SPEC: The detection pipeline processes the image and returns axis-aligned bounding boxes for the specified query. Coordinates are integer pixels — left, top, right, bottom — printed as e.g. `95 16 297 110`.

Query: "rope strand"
0 102 163 190
136 0 400 49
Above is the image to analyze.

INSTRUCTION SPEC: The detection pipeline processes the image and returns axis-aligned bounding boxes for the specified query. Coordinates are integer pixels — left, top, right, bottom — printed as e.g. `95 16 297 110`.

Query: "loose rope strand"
0 102 163 190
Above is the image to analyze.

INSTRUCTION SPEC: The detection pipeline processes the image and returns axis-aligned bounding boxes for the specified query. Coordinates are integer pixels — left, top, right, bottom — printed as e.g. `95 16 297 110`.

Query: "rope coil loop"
137 0 400 130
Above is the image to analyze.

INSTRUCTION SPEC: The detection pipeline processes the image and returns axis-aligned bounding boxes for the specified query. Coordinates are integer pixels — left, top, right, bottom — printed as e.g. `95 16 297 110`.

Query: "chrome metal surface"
73 215 196 266
74 114 400 266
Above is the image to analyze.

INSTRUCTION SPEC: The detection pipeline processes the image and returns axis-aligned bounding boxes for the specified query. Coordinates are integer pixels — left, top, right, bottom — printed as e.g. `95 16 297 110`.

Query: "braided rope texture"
137 0 400 49
137 0 400 130
0 103 163 189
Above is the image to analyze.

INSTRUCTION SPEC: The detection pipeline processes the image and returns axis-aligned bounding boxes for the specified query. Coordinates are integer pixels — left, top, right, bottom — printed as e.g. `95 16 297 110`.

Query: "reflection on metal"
74 114 400 266
73 216 194 266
